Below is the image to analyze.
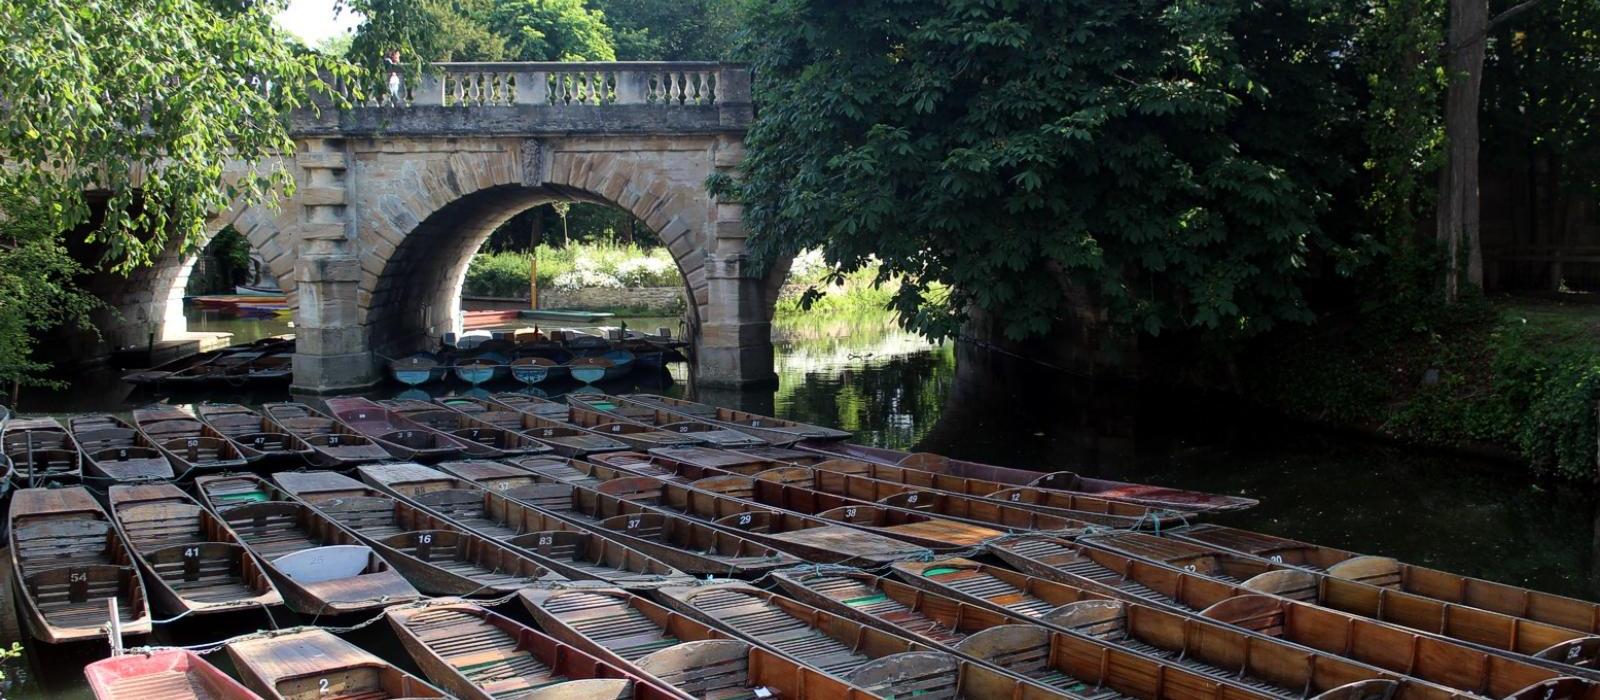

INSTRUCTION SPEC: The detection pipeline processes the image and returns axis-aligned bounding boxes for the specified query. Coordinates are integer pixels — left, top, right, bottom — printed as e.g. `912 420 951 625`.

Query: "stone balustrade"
412 62 730 107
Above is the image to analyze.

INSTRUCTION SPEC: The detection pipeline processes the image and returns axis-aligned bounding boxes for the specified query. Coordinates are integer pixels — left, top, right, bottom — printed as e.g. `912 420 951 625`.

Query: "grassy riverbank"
1242 295 1599 478
464 243 678 298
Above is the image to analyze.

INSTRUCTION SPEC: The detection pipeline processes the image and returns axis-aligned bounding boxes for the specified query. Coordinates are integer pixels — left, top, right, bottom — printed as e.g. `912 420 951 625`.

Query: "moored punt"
132 407 256 476
195 404 316 467
387 351 449 386
9 487 151 643
807 457 1189 525
567 394 769 448
3 416 82 485
562 401 706 450
194 473 293 512
84 648 262 700
521 588 877 700
259 402 393 467
587 450 785 483
226 627 447 699
894 556 1600 700
510 354 570 385
214 500 420 615
108 483 282 616
434 461 800 576
654 581 1082 700
434 396 630 456
324 397 467 462
68 414 175 483
377 398 554 458
453 351 511 385
991 533 1600 677
489 392 574 423
386 601 678 700
275 470 564 595
1170 524 1600 636
569 349 635 384
685 472 1031 549
617 394 853 444
348 462 692 588
796 441 1258 513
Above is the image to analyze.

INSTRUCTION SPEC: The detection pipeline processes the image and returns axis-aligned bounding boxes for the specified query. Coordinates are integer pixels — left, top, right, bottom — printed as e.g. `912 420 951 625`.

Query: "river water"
4 306 1595 697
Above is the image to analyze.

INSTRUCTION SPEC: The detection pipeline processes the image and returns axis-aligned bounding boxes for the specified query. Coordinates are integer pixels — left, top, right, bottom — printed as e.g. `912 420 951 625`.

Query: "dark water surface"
3 307 1595 697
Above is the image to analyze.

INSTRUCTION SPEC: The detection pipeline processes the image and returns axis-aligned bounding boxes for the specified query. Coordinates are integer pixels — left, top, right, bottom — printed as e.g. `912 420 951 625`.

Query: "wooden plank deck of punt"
195 473 293 512
322 397 468 462
566 394 770 449
68 414 176 482
212 499 419 615
886 559 1456 700
274 470 564 595
591 449 787 480
259 402 394 467
487 392 576 423
196 403 318 466
3 416 82 484
989 534 1600 682
433 396 632 456
108 483 282 615
615 394 853 444
433 461 800 577
802 456 1189 527
792 441 1258 513
132 406 256 476
1170 524 1600 637
771 569 1415 700
83 648 262 700
521 588 880 700
385 601 680 700
561 402 710 451
377 398 554 459
653 581 1074 700
226 627 447 699
1078 531 1600 674
342 463 692 588
8 486 152 642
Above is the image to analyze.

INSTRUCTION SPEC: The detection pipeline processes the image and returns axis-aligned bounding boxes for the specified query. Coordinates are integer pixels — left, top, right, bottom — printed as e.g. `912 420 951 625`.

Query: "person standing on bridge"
384 49 402 104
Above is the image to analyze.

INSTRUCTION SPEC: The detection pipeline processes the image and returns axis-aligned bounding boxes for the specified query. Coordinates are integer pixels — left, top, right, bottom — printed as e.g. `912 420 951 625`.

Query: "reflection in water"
5 305 1598 699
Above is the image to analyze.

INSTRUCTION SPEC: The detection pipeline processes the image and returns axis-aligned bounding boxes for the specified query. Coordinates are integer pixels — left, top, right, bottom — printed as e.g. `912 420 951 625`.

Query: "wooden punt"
560 401 708 450
616 394 852 444
489 392 576 423
796 441 1258 513
386 601 679 700
388 351 449 386
807 457 1188 526
274 470 564 595
226 627 447 699
68 414 176 482
132 407 256 475
377 398 554 458
3 416 82 485
886 560 1454 700
684 472 1020 550
569 349 635 384
323 397 467 462
654 581 1077 700
108 483 282 616
347 462 692 588
510 355 570 385
260 402 394 466
521 588 878 700
587 450 787 482
214 500 420 615
566 394 769 448
195 473 293 512
9 487 151 643
992 532 1600 675
1171 524 1600 637
195 403 317 467
84 648 262 700
435 460 800 576
434 396 630 456
770 569 1418 700
453 352 511 385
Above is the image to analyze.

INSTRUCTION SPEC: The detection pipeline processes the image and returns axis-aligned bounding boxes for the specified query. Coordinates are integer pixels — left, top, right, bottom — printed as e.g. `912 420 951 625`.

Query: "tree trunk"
1438 0 1488 301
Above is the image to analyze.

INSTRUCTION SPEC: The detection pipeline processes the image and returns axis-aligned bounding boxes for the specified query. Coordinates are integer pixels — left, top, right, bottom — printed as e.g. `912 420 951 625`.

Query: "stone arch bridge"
111 62 779 391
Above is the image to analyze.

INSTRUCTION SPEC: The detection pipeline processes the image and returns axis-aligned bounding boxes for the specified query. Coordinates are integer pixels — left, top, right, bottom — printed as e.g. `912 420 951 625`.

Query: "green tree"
730 0 1364 342
0 195 103 389
491 0 616 61
595 0 743 60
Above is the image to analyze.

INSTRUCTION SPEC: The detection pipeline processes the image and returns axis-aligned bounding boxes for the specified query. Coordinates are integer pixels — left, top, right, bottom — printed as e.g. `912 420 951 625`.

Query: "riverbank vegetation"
463 243 678 297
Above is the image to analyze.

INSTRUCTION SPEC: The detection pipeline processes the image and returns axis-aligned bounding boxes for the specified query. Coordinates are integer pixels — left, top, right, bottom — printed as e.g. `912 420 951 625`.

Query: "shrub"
463 242 678 297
